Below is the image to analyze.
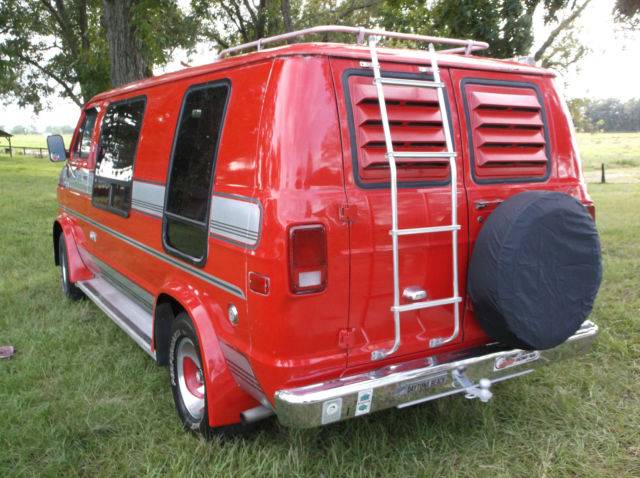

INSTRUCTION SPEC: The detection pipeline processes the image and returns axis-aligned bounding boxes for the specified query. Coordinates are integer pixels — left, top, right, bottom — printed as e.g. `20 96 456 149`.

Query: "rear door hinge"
339 203 357 223
338 328 357 349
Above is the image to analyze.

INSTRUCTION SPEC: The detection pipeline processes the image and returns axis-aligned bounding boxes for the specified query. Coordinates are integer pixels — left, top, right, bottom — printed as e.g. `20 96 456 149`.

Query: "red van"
48 26 602 436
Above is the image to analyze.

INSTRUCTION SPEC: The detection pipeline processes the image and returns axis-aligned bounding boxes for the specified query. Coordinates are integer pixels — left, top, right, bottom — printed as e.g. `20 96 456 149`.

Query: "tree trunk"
103 0 152 87
281 0 293 33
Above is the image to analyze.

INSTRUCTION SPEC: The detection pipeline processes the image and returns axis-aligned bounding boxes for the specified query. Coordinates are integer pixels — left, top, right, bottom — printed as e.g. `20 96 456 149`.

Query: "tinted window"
164 82 229 264
92 97 145 215
74 108 98 159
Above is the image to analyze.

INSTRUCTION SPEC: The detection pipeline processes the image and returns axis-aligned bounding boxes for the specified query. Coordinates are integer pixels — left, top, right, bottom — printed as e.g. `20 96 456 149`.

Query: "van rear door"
330 57 471 367
449 69 559 344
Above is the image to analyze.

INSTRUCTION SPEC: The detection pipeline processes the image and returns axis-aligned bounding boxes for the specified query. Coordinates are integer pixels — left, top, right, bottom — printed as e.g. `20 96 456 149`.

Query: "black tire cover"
468 191 602 350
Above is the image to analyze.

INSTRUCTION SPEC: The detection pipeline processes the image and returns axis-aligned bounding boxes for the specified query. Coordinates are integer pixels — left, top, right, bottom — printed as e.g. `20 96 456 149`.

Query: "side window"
73 108 98 159
163 81 230 265
92 97 146 216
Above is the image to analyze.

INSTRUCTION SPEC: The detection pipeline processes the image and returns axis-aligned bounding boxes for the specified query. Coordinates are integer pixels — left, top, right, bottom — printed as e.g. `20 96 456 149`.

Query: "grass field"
4 134 73 148
578 132 640 183
0 155 639 477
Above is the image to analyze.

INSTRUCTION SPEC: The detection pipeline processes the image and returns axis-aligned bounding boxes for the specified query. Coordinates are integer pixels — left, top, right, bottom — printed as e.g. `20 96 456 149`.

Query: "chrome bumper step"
274 321 598 428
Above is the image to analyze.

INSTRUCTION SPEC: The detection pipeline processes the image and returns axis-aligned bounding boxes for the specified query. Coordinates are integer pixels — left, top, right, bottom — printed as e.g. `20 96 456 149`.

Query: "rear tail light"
288 224 327 294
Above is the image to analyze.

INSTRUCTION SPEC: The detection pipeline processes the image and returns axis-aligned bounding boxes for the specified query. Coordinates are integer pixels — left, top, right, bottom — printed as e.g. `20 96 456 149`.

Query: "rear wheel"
58 235 84 301
169 313 249 438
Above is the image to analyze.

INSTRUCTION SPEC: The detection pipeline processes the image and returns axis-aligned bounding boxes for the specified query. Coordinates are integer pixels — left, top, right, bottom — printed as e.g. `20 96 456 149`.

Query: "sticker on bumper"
494 350 540 372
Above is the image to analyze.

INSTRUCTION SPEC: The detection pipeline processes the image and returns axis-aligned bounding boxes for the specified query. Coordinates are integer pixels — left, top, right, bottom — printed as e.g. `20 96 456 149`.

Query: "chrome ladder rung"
392 225 460 236
391 151 456 159
392 296 462 313
379 78 445 89
369 38 461 361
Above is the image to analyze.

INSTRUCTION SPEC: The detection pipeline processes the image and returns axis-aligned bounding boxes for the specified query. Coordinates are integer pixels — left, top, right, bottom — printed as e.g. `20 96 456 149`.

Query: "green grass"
5 134 73 148
577 132 640 183
1 156 639 477
577 132 640 171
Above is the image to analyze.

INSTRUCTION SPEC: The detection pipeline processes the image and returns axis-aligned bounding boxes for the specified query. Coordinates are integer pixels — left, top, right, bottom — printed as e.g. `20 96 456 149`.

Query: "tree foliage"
614 0 640 27
195 0 590 64
0 0 197 110
568 98 640 132
191 0 384 49
1 0 631 112
0 0 109 110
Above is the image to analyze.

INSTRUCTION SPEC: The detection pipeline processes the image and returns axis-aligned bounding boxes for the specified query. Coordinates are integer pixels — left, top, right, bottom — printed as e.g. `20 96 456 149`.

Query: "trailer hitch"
452 368 493 403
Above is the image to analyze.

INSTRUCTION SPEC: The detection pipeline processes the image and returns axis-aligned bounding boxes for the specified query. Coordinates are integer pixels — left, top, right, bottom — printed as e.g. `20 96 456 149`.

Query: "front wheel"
58 235 84 301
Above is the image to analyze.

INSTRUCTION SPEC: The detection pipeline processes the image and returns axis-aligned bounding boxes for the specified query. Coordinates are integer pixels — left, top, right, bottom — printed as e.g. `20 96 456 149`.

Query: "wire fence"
1 146 48 158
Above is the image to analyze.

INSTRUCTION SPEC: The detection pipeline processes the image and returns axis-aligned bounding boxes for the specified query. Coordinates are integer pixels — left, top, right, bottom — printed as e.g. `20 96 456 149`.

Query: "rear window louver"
465 82 550 182
348 74 450 184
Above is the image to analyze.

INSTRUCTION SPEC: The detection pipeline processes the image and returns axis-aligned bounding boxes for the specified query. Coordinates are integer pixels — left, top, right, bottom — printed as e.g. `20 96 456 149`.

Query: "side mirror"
47 134 68 162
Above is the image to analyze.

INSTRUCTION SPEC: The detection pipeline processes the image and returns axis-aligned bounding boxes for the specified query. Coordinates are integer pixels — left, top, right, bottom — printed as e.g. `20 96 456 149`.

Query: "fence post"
601 163 606 184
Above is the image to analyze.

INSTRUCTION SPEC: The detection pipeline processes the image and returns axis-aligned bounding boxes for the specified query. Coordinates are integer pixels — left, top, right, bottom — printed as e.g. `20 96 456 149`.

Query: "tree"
191 0 386 51
533 0 592 70
0 0 197 111
11 125 33 134
377 0 577 58
0 0 109 110
103 0 199 87
567 98 640 133
614 0 640 27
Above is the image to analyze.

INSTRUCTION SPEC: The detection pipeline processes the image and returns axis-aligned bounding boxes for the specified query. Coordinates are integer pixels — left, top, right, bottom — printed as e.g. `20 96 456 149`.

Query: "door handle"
475 199 503 210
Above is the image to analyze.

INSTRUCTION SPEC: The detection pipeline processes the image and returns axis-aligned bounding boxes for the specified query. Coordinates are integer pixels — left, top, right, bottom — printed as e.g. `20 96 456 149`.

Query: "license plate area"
395 372 448 397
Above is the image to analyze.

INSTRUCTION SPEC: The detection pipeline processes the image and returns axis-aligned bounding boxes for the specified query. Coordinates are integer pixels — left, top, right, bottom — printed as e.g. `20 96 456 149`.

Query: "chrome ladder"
368 36 462 361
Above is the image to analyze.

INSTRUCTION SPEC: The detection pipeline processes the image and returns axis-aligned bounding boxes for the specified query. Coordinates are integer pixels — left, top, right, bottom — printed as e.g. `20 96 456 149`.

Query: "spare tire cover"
468 191 602 350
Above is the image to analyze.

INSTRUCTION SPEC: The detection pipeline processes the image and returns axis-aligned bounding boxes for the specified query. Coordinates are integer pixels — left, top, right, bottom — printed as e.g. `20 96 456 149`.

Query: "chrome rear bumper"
274 321 598 428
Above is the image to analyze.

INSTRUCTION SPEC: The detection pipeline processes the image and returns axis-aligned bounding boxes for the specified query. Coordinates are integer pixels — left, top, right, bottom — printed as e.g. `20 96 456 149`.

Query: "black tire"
468 191 602 350
169 312 249 439
58 235 84 301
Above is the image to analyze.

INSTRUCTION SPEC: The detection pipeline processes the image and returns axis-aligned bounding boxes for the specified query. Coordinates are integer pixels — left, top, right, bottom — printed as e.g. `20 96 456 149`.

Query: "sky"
1 0 638 131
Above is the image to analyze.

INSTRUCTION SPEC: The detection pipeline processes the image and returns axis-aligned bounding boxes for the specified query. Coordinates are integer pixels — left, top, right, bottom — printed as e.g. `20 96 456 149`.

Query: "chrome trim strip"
209 194 262 247
62 206 245 299
274 321 598 428
77 279 156 359
131 181 165 218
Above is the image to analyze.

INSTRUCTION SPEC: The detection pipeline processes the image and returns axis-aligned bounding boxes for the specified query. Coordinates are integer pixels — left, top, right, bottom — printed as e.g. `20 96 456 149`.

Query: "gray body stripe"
90 254 155 311
61 172 263 248
62 206 245 299
131 181 165 218
209 194 262 246
210 221 259 240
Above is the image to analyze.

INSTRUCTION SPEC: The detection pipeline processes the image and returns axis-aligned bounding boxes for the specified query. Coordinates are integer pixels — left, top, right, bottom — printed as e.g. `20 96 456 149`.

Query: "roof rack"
218 25 489 58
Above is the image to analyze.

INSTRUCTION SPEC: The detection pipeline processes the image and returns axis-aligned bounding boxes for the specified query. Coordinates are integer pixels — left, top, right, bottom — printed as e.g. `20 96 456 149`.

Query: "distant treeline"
3 125 74 135
568 98 640 133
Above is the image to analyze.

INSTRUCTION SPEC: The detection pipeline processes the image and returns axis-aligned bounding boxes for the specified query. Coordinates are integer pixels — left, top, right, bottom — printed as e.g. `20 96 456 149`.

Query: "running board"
77 276 155 359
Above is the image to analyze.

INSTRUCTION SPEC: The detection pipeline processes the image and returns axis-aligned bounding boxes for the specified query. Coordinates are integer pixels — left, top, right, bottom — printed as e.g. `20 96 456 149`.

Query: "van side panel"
58 62 274 426
247 56 350 399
